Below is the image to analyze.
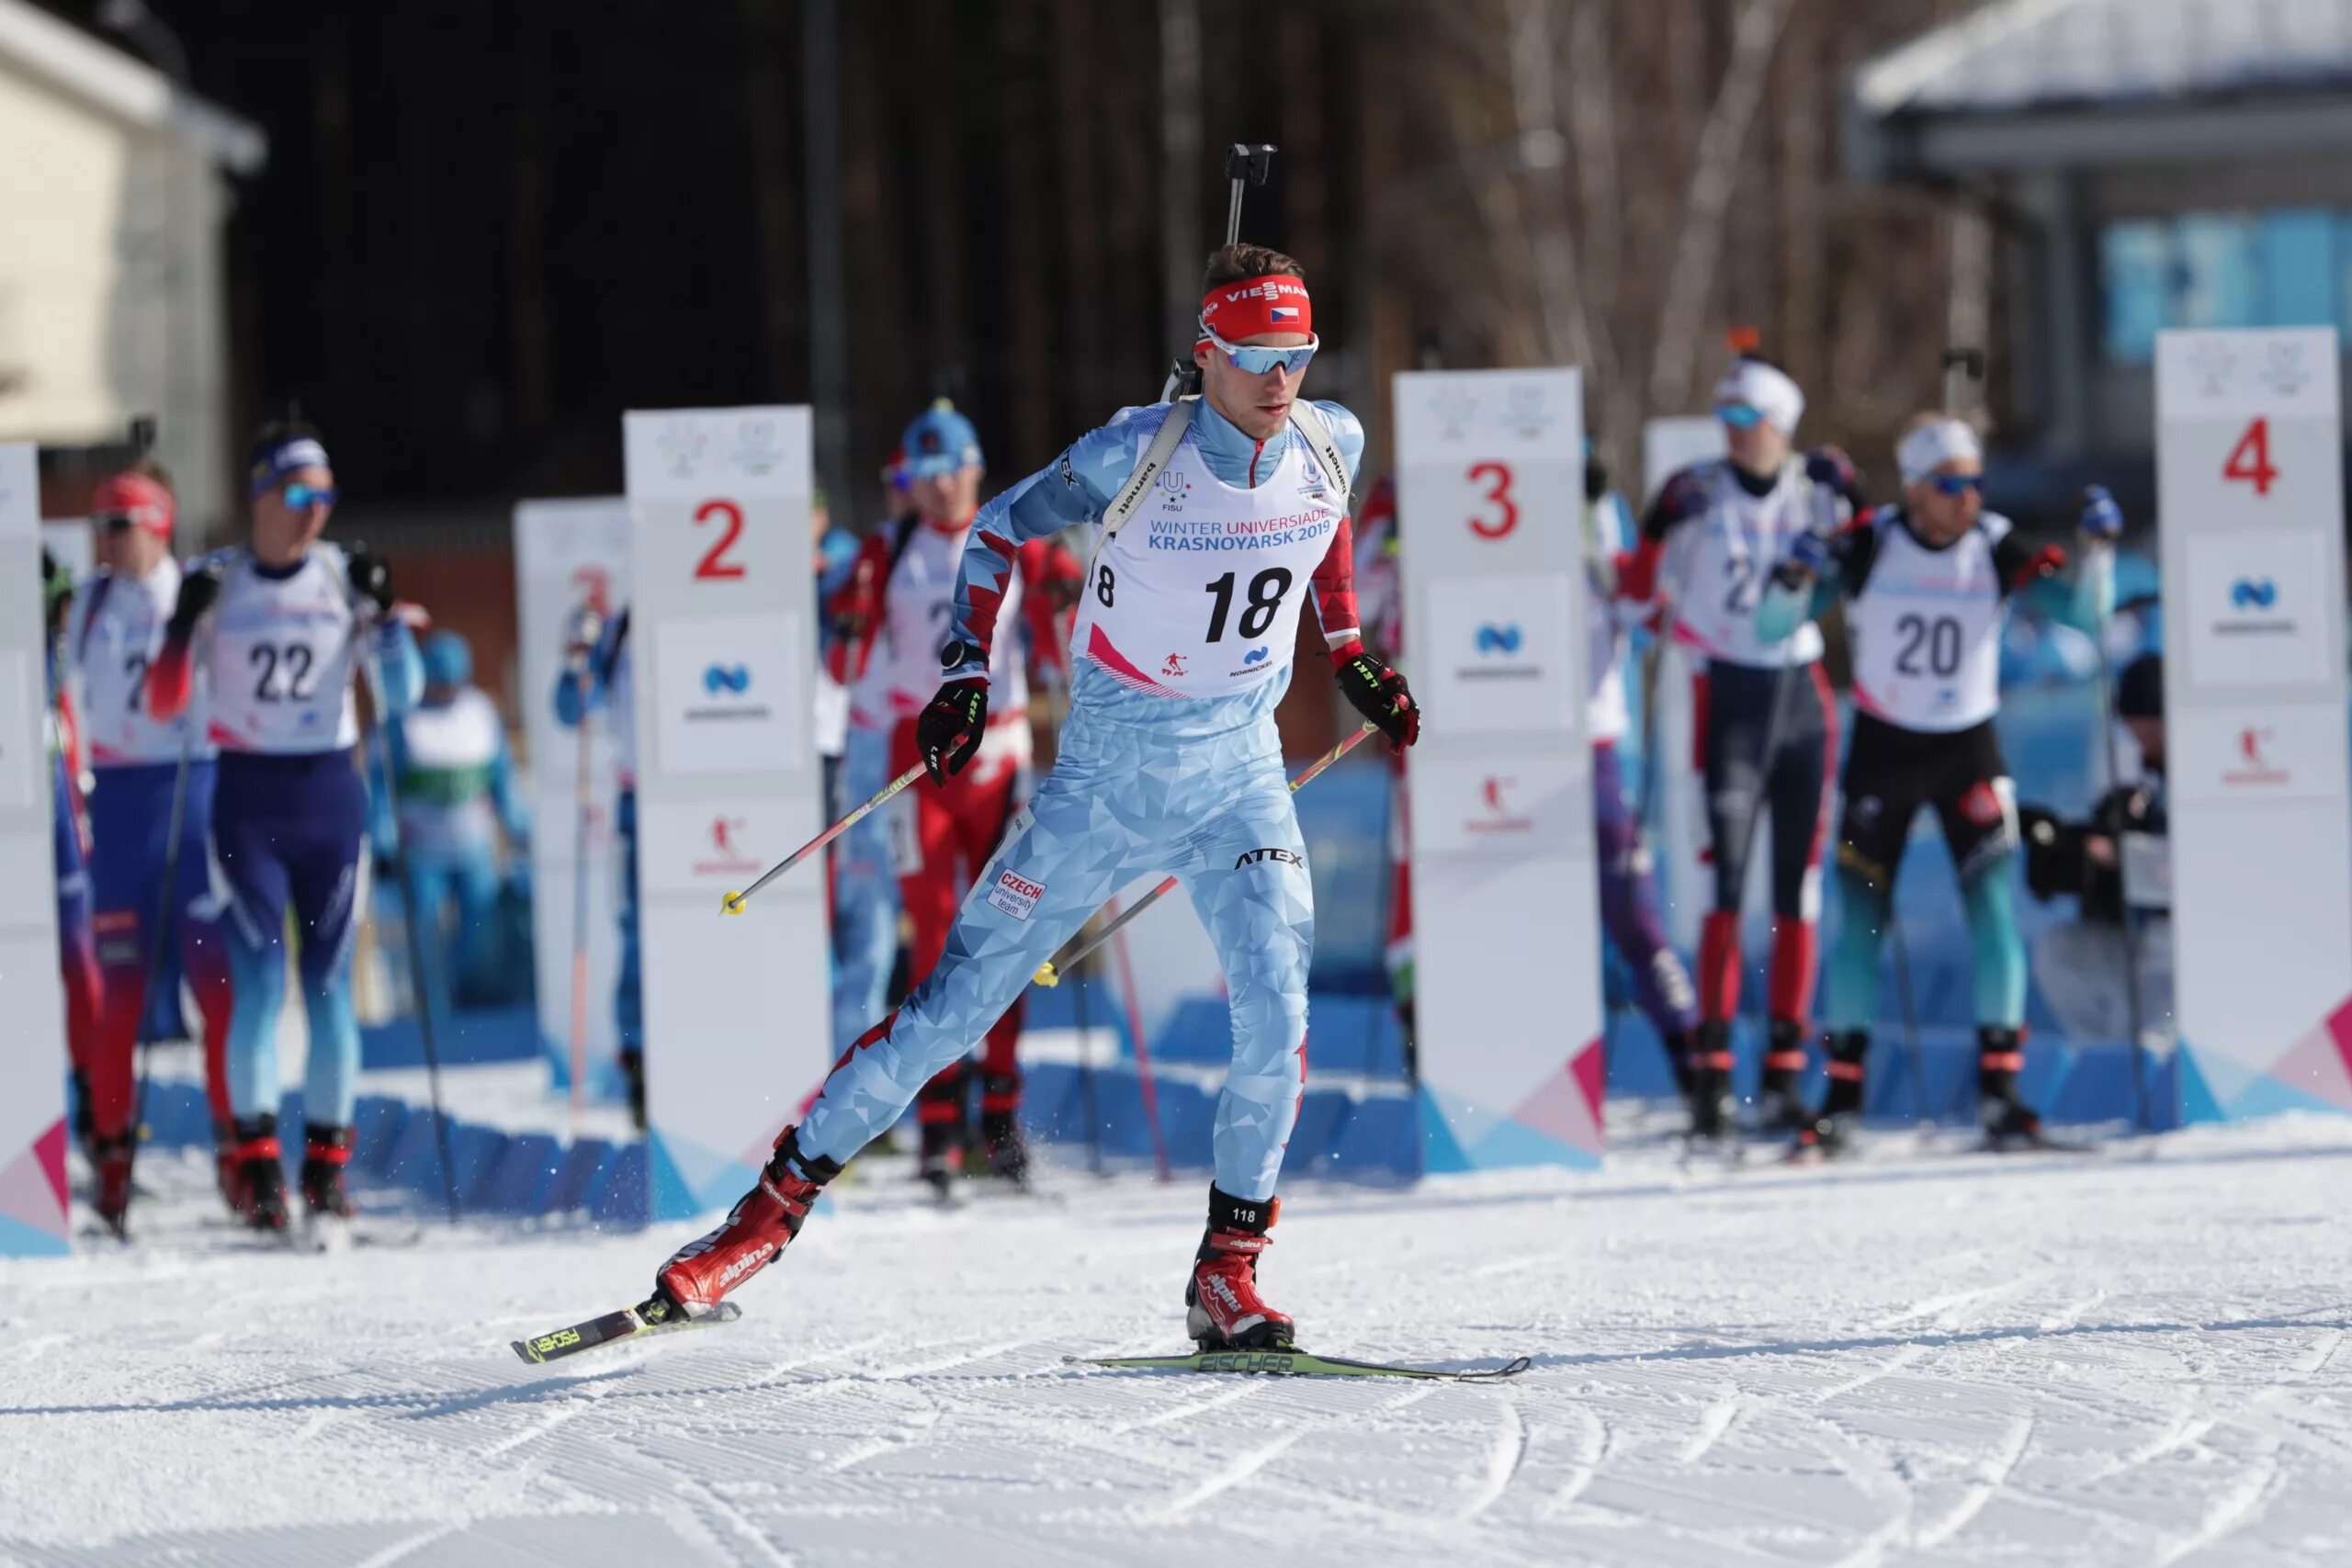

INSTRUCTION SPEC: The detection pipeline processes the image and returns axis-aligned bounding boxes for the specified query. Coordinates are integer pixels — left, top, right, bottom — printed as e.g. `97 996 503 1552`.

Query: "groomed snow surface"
4 1112 2350 1567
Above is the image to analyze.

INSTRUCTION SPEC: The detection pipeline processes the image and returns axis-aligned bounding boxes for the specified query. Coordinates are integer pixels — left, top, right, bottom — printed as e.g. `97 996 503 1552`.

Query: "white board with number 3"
1395 368 1605 1172
2154 328 2352 1122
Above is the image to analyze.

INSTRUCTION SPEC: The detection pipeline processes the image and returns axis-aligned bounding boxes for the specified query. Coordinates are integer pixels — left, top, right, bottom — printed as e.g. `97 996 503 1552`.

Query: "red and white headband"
1198 274 1312 344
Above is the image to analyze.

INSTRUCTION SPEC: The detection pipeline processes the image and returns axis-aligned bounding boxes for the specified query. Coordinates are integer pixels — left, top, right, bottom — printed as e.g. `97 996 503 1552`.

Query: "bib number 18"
1204 568 1293 642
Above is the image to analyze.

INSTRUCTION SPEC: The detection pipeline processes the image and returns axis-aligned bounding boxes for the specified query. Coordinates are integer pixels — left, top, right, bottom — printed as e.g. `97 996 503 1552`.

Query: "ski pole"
1033 723 1375 987
2090 554 2152 1134
1102 895 1169 1183
564 656 595 1135
364 649 462 1223
119 734 193 1226
720 762 925 916
1885 897 1931 1124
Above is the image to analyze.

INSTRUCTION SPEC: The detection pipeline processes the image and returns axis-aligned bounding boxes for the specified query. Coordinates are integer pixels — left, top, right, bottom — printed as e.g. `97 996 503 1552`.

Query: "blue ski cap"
423 629 472 688
900 400 982 479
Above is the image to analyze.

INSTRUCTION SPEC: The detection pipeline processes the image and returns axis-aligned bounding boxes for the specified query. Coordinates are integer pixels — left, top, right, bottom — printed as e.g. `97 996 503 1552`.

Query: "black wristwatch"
938 639 985 674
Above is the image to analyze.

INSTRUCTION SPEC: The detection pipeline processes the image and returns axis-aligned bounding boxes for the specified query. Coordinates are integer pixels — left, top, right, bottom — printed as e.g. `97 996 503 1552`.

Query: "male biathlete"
825 401 1080 1190
1758 416 2117 1152
648 244 1419 1349
149 423 424 1232
1615 355 1865 1137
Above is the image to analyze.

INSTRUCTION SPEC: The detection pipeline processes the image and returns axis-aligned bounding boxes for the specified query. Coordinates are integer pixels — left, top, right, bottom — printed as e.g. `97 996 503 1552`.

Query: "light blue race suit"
796 396 1366 1200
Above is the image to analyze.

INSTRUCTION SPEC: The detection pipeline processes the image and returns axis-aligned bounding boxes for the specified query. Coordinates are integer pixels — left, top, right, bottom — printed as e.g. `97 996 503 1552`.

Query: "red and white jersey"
1069 429 1344 699
850 520 1034 736
196 546 366 754
67 558 212 766
1665 461 1828 670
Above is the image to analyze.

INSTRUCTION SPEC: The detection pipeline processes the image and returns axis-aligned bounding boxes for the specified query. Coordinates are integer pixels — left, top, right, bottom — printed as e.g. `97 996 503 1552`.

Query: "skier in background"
824 401 1080 1190
149 423 424 1234
553 597 642 1126
825 453 912 1066
68 464 236 1226
1353 457 1699 1088
1613 354 1865 1139
1758 416 2118 1151
649 244 1419 1351
377 629 528 1024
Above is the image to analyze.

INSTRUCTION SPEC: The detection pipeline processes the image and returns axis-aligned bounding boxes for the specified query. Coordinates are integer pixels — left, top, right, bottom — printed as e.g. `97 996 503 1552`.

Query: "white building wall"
0 55 236 534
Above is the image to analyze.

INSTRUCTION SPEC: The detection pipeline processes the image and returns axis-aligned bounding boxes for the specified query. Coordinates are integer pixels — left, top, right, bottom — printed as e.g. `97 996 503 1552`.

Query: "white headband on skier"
1713 359 1805 435
1896 418 1984 486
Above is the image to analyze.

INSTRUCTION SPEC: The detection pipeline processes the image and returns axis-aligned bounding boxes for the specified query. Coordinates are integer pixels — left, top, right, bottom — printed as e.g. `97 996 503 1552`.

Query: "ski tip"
511 1339 543 1366
1495 1356 1534 1377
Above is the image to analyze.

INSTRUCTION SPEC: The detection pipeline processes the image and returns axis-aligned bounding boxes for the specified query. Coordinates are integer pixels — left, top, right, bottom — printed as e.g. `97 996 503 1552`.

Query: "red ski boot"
654 1126 840 1316
1184 1187 1295 1350
227 1115 288 1233
300 1124 356 1220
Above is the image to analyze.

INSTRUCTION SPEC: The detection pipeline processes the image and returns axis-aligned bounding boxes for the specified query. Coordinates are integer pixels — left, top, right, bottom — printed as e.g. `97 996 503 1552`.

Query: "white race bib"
74 559 212 766
1845 513 2007 733
1668 461 1828 670
1069 433 1341 698
201 548 364 754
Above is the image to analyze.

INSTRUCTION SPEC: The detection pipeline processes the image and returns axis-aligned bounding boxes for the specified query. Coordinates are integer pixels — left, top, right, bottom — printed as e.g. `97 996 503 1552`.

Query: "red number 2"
1467 461 1518 539
694 498 748 580
2223 417 2279 497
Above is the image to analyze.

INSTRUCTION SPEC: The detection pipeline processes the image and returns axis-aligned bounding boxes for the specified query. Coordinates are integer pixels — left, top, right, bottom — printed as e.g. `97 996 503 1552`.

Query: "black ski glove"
1337 649 1420 751
165 563 223 641
344 544 396 614
917 679 988 785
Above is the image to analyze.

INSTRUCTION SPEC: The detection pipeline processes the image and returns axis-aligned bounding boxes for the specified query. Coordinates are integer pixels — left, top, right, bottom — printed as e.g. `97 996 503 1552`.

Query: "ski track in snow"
6 1115 2352 1565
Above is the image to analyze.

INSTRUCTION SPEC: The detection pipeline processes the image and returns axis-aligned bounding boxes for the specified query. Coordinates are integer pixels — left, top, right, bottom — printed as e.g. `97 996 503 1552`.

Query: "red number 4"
694 498 748 580
2223 417 2279 497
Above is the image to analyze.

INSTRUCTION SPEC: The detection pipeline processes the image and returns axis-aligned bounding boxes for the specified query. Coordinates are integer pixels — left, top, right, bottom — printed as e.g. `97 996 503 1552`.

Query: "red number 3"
694 499 748 580
2223 417 2279 496
1467 461 1518 539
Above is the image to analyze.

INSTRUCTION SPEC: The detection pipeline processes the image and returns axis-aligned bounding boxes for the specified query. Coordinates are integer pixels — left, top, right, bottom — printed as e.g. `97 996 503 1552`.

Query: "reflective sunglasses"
1201 324 1319 377
95 510 142 532
1928 472 1984 497
1715 401 1765 430
282 481 339 511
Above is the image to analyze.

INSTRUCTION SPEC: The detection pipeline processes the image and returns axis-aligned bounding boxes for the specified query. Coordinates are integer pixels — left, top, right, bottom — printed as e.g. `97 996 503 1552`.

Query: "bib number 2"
1204 568 1293 642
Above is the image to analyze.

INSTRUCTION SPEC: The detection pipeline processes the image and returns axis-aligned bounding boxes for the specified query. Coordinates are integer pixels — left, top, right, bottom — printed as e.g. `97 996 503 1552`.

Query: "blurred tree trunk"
1371 0 1962 476
741 0 798 402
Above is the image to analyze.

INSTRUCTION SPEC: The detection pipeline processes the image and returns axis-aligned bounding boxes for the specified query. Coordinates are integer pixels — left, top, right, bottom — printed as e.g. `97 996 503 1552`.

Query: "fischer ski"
512 1298 741 1365
1068 1349 1533 1381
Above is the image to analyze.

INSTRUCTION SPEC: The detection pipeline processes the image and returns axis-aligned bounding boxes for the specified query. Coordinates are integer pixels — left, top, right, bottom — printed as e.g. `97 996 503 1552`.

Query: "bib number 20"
1204 568 1293 642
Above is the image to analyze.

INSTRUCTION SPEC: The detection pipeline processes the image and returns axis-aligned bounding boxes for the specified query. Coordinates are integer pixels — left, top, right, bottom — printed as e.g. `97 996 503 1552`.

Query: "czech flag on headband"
1199 274 1313 343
